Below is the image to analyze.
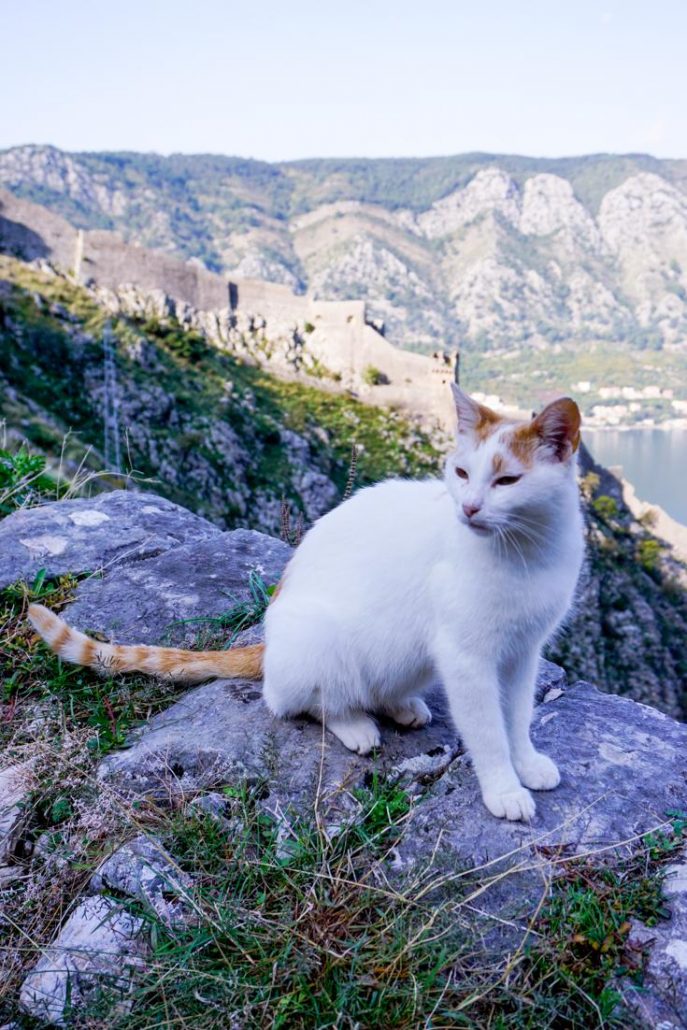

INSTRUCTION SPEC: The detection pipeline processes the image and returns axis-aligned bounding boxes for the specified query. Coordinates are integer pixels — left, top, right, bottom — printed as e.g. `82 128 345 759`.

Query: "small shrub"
580 471 600 501
636 538 661 571
592 494 618 521
638 508 658 530
362 365 388 386
0 445 55 518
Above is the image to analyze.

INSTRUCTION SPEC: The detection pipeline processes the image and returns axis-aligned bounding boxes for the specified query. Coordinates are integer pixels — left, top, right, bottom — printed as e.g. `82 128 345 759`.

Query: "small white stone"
19 534 68 556
665 938 687 970
664 861 687 897
68 510 111 527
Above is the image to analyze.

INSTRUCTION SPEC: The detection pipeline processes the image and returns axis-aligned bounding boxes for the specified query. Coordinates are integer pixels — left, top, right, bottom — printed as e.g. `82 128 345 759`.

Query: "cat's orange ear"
531 397 581 461
451 385 502 440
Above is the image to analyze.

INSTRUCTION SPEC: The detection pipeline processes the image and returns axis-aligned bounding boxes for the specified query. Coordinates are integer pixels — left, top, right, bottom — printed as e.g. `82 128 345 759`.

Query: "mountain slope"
0 256 441 533
3 145 687 364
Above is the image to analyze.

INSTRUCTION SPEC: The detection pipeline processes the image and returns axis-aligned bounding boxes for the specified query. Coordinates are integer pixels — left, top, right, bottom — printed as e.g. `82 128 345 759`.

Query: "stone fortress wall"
0 188 458 428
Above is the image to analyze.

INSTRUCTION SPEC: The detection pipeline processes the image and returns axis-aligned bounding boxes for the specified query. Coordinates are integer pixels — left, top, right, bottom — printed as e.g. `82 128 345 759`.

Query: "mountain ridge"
3 143 687 425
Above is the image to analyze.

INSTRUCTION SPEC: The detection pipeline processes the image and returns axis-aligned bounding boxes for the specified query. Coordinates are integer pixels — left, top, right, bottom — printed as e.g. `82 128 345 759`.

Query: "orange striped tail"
27 604 264 683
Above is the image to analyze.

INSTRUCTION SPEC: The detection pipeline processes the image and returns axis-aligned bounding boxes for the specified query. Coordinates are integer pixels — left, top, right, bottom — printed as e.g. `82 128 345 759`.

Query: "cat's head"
445 385 581 536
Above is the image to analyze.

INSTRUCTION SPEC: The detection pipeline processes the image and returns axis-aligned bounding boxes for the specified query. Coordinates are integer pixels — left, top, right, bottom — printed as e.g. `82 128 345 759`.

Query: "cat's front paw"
514 751 560 791
482 785 536 822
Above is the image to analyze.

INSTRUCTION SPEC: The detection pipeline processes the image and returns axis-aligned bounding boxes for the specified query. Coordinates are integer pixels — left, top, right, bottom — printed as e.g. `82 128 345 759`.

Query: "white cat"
30 387 584 822
262 387 584 821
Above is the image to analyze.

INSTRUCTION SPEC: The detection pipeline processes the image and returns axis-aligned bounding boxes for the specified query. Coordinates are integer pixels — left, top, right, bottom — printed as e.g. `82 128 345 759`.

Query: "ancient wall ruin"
0 187 458 429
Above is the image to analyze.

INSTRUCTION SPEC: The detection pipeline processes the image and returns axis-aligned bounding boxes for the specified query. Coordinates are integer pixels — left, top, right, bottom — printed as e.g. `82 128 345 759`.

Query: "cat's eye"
455 467 469 480
494 475 522 486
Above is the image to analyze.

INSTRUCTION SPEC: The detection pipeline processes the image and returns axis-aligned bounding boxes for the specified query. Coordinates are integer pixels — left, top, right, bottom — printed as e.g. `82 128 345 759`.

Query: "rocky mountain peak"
519 172 604 251
417 167 521 238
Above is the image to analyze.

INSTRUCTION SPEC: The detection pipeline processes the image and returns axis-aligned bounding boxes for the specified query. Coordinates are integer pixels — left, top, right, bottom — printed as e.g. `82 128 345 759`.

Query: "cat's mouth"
464 519 492 534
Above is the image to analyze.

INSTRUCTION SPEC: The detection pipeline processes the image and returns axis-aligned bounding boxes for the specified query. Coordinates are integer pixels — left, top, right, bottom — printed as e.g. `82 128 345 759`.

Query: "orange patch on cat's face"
491 453 506 475
508 424 540 467
473 407 504 442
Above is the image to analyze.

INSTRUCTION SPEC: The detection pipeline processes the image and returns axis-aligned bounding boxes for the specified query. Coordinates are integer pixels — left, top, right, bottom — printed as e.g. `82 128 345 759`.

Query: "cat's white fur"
263 387 584 821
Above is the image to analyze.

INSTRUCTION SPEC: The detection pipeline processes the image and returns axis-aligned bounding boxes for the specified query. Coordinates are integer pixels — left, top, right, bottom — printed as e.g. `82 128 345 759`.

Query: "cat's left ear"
531 398 581 461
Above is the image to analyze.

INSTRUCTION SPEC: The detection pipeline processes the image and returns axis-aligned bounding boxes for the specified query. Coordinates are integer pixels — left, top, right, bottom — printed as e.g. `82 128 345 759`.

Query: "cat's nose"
462 502 482 519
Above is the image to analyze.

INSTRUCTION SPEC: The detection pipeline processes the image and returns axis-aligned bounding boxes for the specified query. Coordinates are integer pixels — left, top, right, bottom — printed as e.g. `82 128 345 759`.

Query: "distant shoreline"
584 420 687 433
617 473 687 563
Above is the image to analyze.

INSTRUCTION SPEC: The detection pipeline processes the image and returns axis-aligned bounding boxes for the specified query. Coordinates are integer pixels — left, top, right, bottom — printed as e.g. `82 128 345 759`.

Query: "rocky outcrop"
547 447 687 720
2 490 686 1025
397 680 687 874
0 263 356 536
0 491 221 590
2 488 683 1021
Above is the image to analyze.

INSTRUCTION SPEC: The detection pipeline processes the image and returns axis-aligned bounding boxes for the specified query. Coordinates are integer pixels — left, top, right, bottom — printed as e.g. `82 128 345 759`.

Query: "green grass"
0 574 170 755
0 444 56 516
530 814 687 1021
74 791 686 1029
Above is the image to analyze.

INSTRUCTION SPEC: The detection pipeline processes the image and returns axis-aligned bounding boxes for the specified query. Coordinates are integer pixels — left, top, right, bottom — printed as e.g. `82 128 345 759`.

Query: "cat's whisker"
501 525 532 583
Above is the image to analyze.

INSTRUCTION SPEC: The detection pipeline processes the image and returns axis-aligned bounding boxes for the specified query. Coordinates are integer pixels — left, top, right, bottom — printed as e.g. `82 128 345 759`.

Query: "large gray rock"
399 683 687 865
97 679 462 823
64 528 291 643
19 896 147 1026
0 490 220 589
96 654 563 819
393 683 687 960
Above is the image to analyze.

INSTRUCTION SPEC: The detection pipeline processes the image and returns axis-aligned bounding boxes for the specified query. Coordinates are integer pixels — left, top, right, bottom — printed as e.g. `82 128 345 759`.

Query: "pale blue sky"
3 0 686 160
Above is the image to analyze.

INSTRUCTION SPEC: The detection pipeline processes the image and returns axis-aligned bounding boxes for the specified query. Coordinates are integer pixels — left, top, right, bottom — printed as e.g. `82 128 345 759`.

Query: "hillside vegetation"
0 256 441 533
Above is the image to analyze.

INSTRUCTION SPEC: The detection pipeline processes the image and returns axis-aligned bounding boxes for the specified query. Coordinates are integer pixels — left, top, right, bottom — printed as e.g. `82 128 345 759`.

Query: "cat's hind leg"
263 601 380 754
324 712 381 754
379 695 432 729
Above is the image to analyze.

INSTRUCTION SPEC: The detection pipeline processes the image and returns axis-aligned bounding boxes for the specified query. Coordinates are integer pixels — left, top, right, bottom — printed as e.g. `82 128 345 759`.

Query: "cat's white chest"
431 530 581 654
